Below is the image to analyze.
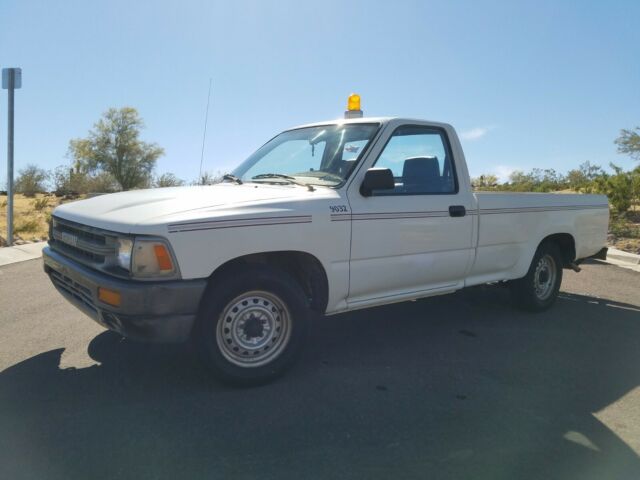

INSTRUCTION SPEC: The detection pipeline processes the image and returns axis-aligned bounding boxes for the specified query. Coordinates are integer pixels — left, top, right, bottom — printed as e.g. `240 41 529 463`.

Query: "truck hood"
53 183 334 233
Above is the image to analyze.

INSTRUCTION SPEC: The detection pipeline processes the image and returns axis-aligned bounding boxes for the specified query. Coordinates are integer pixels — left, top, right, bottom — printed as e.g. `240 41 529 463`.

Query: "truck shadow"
1 285 640 479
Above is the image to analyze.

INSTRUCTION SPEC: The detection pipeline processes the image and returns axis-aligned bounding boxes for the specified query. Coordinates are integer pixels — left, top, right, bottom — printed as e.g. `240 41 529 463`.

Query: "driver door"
346 123 475 307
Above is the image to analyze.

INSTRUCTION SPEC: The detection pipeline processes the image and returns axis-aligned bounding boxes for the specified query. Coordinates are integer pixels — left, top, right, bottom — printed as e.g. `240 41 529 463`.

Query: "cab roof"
288 116 454 131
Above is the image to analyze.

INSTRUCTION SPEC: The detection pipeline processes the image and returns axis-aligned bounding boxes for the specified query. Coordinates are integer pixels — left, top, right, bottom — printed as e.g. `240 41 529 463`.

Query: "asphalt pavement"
1 258 639 480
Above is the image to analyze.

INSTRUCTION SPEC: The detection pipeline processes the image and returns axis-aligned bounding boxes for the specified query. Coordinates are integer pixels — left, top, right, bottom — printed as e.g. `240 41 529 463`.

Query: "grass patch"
14 218 41 234
32 197 50 211
610 217 640 238
0 193 70 242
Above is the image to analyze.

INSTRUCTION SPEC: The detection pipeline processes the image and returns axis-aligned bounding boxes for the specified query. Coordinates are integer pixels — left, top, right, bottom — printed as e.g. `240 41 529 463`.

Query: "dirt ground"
0 193 62 244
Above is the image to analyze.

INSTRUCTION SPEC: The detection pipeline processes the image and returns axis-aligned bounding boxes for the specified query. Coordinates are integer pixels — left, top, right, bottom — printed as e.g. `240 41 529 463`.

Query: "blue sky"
0 0 638 185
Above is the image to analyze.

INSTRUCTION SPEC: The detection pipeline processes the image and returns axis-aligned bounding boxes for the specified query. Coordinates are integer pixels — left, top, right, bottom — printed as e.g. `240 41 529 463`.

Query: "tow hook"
569 262 581 273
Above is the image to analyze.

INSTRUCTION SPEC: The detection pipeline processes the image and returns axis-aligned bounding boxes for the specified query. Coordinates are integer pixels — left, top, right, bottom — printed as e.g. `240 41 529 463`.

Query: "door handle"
449 205 466 217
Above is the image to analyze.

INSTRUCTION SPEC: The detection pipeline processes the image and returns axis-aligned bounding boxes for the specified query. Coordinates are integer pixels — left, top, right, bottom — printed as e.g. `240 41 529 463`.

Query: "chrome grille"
50 216 118 267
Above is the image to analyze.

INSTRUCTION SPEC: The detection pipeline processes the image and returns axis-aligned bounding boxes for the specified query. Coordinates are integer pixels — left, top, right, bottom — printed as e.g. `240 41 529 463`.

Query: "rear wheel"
510 242 563 312
194 265 310 386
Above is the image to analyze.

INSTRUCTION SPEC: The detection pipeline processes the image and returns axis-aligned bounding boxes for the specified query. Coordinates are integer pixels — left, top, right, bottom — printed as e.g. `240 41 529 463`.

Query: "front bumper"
43 246 207 342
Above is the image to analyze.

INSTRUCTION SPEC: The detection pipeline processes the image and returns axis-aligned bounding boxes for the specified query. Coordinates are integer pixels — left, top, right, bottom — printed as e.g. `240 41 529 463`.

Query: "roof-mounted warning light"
344 93 363 119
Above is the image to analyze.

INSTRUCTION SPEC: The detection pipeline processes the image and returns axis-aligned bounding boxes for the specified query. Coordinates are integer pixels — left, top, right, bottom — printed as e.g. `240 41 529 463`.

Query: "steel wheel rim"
534 254 557 301
216 290 292 367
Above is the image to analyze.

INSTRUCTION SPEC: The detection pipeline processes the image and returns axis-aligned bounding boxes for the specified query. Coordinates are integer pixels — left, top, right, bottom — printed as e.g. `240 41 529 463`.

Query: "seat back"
402 156 441 193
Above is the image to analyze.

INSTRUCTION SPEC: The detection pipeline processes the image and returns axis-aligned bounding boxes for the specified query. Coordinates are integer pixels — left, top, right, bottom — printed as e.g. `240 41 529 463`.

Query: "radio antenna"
198 78 213 182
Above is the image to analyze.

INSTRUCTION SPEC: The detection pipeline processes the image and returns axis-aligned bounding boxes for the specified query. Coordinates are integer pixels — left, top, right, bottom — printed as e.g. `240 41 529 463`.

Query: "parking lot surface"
1 259 639 479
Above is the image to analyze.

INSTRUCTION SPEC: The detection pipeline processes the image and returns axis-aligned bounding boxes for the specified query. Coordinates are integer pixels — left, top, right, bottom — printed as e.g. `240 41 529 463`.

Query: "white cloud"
494 165 517 183
460 126 492 141
468 164 519 183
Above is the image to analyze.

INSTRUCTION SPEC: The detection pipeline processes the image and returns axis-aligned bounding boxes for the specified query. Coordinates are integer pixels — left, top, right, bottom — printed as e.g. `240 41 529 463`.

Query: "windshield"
232 123 379 187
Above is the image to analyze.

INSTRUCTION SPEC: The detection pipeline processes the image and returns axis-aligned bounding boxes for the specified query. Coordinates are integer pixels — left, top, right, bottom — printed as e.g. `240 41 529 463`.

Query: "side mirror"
360 168 395 197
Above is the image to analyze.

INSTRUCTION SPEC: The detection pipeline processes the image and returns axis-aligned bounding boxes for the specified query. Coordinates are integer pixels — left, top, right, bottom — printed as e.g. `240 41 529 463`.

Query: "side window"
372 126 457 195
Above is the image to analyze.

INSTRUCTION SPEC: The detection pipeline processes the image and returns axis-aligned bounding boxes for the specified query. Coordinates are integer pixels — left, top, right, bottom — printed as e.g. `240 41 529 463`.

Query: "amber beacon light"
344 93 363 119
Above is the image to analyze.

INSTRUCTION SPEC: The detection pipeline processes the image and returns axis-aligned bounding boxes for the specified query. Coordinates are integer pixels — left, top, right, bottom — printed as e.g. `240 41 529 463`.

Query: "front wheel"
193 265 310 386
510 242 563 312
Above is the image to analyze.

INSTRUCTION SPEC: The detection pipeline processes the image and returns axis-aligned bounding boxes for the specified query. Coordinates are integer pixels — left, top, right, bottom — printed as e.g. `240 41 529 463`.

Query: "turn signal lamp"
98 287 122 307
344 93 363 119
153 244 174 271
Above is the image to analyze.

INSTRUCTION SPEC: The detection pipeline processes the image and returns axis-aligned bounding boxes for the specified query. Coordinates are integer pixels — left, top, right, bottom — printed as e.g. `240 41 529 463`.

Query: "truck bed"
465 192 609 287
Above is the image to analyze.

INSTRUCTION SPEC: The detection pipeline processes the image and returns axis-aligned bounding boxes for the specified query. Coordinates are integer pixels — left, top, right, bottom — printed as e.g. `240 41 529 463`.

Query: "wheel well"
541 233 576 268
208 251 329 313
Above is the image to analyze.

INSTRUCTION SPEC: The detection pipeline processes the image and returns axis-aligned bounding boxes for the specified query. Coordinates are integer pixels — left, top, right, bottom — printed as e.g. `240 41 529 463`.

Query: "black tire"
193 264 310 386
510 242 563 312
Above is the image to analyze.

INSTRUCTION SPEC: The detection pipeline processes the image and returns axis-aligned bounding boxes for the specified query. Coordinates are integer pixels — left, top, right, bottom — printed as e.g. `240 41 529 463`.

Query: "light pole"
2 68 22 247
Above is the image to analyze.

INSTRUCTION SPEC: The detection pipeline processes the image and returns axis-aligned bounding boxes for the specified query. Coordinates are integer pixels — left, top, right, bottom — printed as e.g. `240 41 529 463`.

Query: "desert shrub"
87 172 120 193
497 168 567 192
471 174 499 190
14 218 41 234
52 166 76 195
594 164 636 214
610 215 640 239
53 165 120 195
154 173 184 188
32 197 49 211
196 171 222 185
15 165 49 197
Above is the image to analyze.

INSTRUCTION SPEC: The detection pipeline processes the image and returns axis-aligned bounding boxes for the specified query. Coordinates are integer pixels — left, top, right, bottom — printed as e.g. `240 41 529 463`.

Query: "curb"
606 247 640 265
0 241 46 267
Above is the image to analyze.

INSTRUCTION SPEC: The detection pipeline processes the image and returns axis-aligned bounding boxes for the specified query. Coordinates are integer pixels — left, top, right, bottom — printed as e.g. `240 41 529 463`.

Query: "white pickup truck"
44 110 609 384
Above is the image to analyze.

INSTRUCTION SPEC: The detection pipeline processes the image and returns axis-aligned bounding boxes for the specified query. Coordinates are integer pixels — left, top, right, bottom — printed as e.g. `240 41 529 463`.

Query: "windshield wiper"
251 173 315 191
221 173 243 185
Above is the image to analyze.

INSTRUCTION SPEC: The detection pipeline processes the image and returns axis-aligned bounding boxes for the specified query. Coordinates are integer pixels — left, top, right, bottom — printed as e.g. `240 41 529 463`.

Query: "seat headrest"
402 156 440 185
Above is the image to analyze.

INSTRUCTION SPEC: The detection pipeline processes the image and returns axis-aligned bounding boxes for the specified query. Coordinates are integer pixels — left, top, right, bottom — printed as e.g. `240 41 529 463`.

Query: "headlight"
131 239 178 278
116 238 133 271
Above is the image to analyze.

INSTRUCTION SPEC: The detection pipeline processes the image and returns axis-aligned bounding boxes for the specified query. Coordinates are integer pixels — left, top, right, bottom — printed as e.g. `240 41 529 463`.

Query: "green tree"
499 168 568 192
615 127 640 162
15 164 49 196
633 166 640 197
506 170 535 191
566 162 604 193
68 107 164 191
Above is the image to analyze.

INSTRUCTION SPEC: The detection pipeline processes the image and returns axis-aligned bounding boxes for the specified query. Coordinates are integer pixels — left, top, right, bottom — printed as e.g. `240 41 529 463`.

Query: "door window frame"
368 124 459 196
